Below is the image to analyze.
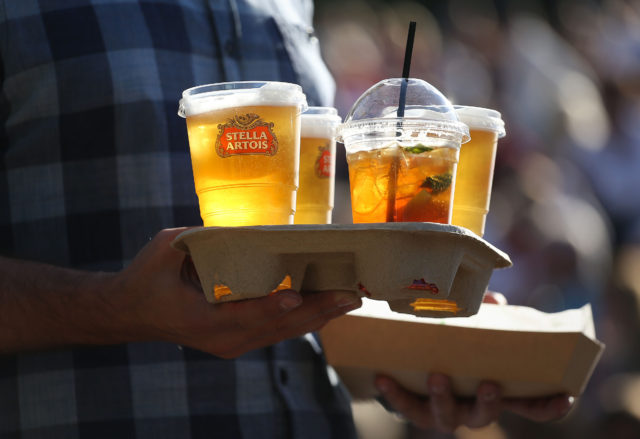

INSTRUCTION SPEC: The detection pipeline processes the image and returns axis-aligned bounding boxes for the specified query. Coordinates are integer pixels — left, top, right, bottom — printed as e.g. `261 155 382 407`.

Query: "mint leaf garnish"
420 173 452 194
403 144 433 154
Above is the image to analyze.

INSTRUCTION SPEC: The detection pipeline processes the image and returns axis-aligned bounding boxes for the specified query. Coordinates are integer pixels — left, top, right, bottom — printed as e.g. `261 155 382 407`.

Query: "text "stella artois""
216 113 278 158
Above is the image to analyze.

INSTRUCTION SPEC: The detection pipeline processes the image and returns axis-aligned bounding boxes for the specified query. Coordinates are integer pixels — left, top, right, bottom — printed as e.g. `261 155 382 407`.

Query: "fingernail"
279 295 302 311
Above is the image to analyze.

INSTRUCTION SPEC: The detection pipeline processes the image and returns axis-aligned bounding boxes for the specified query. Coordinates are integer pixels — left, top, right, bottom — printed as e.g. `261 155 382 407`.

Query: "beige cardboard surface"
172 223 511 317
319 301 604 398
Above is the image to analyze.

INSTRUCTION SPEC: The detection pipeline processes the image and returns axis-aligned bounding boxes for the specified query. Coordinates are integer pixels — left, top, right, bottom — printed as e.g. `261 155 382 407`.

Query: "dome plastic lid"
337 78 470 144
454 105 506 138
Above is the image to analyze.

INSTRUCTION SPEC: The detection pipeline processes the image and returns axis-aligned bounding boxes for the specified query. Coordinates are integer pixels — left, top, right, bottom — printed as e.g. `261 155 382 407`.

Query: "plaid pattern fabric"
0 1 353 438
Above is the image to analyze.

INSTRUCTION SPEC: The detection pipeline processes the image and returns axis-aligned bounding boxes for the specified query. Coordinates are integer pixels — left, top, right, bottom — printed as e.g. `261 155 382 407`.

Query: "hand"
375 373 574 433
368 290 570 432
109 227 362 358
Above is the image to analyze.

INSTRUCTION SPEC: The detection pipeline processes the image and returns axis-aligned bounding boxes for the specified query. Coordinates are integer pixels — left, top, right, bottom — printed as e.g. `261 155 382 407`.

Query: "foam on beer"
179 82 307 118
301 113 341 138
454 106 506 136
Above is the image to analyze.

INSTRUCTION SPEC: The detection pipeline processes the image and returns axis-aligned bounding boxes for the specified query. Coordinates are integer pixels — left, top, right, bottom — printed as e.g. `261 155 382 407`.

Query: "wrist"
87 267 165 346
74 269 142 346
0 257 144 353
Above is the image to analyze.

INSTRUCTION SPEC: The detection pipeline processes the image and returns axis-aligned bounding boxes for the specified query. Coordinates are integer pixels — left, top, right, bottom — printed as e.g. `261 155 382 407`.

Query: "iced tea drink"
295 107 341 224
451 106 505 236
337 78 469 225
347 144 459 223
178 82 307 227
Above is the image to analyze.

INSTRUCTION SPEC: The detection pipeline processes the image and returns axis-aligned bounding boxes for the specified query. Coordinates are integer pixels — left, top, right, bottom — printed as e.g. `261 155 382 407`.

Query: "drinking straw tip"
402 22 417 79
398 21 417 118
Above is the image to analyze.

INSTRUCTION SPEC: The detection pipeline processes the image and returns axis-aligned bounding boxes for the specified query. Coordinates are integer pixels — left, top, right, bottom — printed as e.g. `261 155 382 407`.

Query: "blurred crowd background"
313 0 640 438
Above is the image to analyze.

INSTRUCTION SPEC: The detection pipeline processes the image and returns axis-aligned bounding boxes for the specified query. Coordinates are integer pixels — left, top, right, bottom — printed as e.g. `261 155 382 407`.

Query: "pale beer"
295 107 341 224
178 82 307 227
451 106 505 236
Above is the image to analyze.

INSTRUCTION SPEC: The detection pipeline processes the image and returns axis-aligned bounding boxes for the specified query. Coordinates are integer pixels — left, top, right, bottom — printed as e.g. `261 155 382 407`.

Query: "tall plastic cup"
178 81 308 227
337 78 469 225
451 106 506 236
295 107 341 224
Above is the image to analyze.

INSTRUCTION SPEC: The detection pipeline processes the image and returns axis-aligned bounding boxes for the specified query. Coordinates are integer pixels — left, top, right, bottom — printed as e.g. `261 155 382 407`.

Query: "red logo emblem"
407 279 439 295
216 113 278 158
315 146 332 178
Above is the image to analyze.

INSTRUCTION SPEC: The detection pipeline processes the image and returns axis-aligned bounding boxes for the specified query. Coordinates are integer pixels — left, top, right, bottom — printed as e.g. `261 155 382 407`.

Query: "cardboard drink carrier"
172 222 510 317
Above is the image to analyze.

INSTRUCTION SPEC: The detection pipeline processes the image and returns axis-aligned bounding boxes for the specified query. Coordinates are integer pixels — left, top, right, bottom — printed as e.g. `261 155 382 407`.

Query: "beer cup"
294 107 341 224
451 106 506 236
178 81 308 227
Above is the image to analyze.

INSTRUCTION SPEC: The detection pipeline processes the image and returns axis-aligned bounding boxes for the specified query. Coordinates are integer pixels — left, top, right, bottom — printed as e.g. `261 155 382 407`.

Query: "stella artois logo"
315 145 332 178
216 113 278 158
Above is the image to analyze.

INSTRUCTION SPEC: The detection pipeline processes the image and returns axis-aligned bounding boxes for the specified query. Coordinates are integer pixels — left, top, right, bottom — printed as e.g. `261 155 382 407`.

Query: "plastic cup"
337 78 469 225
294 107 342 224
178 81 308 227
451 106 506 236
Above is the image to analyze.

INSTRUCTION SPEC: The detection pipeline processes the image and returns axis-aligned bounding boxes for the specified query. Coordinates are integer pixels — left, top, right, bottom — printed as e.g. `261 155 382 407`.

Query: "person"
0 1 572 437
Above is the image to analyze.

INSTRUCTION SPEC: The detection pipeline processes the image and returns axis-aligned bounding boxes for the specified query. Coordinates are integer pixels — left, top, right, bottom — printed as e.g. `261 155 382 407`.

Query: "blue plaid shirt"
0 1 355 438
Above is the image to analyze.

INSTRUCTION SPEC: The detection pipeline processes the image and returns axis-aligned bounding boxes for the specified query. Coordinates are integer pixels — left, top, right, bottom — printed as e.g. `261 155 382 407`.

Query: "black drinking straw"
386 21 417 222
397 21 416 118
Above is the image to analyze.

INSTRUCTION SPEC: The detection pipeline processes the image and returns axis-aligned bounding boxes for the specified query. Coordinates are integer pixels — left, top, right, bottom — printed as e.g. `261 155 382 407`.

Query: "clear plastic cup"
451 106 506 236
178 81 308 227
295 107 342 224
337 78 469 225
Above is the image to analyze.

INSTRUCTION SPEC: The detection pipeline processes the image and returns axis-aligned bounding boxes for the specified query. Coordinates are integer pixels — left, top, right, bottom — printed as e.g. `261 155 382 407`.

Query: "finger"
186 291 303 357
160 226 192 239
180 255 202 290
213 290 361 356
267 290 361 329
229 290 362 329
482 291 507 305
503 394 574 422
464 381 502 428
428 373 459 433
228 297 361 356
222 289 305 329
155 227 193 251
374 375 433 430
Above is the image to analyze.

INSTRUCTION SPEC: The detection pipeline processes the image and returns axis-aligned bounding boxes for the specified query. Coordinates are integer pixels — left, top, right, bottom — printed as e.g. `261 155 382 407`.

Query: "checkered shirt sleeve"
0 0 353 438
